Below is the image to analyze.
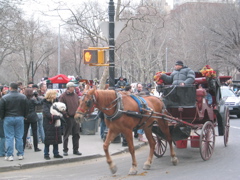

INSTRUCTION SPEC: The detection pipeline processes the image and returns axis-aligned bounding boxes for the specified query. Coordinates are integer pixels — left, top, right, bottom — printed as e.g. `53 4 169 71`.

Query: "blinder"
86 99 94 108
76 92 96 116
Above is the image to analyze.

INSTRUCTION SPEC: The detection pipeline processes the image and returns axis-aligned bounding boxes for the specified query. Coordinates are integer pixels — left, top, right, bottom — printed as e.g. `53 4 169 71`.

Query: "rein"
99 95 120 111
162 85 177 98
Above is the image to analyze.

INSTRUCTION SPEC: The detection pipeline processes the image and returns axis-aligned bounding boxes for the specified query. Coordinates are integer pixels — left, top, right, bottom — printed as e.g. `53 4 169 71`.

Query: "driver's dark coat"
161 66 195 85
43 99 62 145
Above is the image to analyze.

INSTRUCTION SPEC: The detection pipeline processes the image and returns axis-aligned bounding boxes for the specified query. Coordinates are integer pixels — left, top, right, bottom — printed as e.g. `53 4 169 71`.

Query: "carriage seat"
162 85 196 108
196 88 207 110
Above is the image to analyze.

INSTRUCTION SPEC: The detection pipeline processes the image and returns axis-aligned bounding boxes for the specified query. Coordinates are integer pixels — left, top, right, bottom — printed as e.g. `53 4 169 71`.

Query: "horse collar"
105 92 124 121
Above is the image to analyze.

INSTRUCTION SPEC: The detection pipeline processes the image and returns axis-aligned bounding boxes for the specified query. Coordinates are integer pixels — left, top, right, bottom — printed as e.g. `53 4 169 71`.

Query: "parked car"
220 86 240 118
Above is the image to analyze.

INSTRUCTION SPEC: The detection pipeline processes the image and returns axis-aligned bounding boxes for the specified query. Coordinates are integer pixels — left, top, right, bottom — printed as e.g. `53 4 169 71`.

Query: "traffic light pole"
108 0 115 90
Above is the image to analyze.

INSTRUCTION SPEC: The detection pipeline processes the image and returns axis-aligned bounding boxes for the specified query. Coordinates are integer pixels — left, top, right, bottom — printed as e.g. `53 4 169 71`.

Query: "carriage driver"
160 60 195 85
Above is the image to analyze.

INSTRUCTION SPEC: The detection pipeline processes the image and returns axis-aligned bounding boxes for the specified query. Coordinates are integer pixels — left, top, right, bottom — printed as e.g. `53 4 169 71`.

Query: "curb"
0 142 147 173
0 154 103 173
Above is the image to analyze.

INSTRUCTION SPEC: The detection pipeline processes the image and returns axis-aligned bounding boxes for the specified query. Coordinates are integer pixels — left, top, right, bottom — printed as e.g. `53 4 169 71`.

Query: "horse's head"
74 85 96 123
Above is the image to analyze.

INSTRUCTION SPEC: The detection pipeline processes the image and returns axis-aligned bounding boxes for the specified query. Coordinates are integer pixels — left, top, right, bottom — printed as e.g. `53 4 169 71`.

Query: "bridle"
76 91 96 116
76 90 121 117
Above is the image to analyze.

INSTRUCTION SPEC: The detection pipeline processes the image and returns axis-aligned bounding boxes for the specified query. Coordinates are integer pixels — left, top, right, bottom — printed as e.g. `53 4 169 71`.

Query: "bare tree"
168 3 240 76
11 19 55 83
114 1 166 83
0 1 22 67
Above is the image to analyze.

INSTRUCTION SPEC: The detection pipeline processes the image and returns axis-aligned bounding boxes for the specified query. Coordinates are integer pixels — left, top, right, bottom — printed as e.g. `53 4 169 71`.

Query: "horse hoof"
171 156 179 166
110 165 118 174
128 169 138 175
143 164 151 170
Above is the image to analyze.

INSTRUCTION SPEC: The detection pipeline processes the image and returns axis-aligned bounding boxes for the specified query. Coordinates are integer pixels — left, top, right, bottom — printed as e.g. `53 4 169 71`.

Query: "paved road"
1 116 239 180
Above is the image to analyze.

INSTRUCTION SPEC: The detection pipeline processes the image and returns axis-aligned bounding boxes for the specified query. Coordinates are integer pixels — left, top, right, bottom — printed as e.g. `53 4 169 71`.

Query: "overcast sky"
19 0 172 31
19 0 139 29
20 0 108 30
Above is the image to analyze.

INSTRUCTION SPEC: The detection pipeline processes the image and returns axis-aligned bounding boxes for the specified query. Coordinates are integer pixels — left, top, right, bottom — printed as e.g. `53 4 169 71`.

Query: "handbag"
26 111 38 122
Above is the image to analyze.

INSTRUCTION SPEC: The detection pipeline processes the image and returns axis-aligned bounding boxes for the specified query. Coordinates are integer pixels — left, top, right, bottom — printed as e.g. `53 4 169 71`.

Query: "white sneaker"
18 155 24 160
5 156 13 161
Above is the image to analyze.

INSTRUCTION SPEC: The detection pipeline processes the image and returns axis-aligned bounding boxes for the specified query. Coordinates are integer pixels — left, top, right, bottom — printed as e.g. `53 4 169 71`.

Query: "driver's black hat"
175 60 184 66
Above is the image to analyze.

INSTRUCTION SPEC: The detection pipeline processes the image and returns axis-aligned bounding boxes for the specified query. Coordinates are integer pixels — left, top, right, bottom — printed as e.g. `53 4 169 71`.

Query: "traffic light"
83 50 98 64
83 49 106 64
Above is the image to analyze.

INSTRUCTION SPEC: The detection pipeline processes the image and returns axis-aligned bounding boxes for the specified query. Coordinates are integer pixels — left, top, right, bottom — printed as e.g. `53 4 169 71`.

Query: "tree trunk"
99 66 109 90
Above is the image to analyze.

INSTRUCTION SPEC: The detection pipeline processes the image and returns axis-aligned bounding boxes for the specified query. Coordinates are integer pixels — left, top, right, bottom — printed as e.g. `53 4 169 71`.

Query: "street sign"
99 21 126 40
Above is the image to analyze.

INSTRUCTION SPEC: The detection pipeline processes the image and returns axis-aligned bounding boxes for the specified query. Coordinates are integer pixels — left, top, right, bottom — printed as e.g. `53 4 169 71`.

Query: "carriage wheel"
200 121 215 161
153 134 167 158
224 108 230 147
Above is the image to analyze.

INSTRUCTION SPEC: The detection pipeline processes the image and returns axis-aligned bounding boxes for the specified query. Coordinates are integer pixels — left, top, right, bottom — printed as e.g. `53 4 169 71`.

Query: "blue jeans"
100 120 107 139
44 144 59 156
37 113 45 142
137 129 144 135
4 116 24 157
0 119 5 156
0 137 5 156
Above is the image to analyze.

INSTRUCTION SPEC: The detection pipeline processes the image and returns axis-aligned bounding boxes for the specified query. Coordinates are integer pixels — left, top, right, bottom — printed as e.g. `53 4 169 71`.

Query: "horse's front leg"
143 129 155 170
103 129 119 174
124 130 138 175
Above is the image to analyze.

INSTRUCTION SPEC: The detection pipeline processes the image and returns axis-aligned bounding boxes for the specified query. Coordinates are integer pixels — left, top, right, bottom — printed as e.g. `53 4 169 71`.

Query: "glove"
53 115 61 121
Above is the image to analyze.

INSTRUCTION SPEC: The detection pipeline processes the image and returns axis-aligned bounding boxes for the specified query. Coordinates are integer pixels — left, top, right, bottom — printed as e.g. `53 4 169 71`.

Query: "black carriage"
152 72 231 160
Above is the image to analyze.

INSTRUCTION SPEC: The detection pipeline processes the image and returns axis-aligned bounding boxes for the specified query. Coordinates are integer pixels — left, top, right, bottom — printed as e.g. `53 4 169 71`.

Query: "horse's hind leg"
169 140 178 165
158 121 178 165
103 129 119 174
143 128 156 170
124 129 138 175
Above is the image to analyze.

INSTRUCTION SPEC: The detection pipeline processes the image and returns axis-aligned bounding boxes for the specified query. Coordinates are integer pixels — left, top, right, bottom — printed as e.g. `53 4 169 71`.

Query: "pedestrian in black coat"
0 86 5 156
42 90 63 160
23 88 42 152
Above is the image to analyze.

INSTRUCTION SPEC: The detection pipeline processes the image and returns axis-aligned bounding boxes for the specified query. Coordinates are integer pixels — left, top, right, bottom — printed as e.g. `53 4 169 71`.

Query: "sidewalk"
0 130 147 172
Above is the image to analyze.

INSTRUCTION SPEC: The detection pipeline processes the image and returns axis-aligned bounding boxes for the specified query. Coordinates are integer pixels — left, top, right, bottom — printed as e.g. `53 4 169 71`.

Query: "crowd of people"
0 80 83 161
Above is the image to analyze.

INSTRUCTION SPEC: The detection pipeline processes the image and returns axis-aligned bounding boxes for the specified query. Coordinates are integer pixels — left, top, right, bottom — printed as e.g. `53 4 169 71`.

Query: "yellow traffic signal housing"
98 50 105 64
83 49 106 64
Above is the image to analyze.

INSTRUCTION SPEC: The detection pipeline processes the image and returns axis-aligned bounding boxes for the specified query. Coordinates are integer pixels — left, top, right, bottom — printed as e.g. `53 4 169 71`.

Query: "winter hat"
32 84 38 88
175 60 184 66
147 83 152 88
66 82 77 88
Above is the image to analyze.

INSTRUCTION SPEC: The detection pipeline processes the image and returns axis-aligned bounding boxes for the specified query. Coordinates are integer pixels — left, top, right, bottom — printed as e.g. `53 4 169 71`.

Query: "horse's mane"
96 90 117 105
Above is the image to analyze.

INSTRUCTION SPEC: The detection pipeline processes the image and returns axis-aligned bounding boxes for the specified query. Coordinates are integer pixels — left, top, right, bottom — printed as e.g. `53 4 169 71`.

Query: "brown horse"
74 86 178 175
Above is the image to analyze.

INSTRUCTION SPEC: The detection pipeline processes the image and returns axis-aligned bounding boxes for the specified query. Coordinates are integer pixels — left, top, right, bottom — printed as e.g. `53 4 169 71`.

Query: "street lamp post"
108 0 115 89
58 24 61 75
165 47 168 72
31 60 34 82
165 38 172 72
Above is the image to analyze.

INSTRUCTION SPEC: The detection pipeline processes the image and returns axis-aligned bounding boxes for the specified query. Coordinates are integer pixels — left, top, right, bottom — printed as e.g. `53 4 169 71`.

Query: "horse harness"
78 90 156 130
104 92 124 121
103 92 155 130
